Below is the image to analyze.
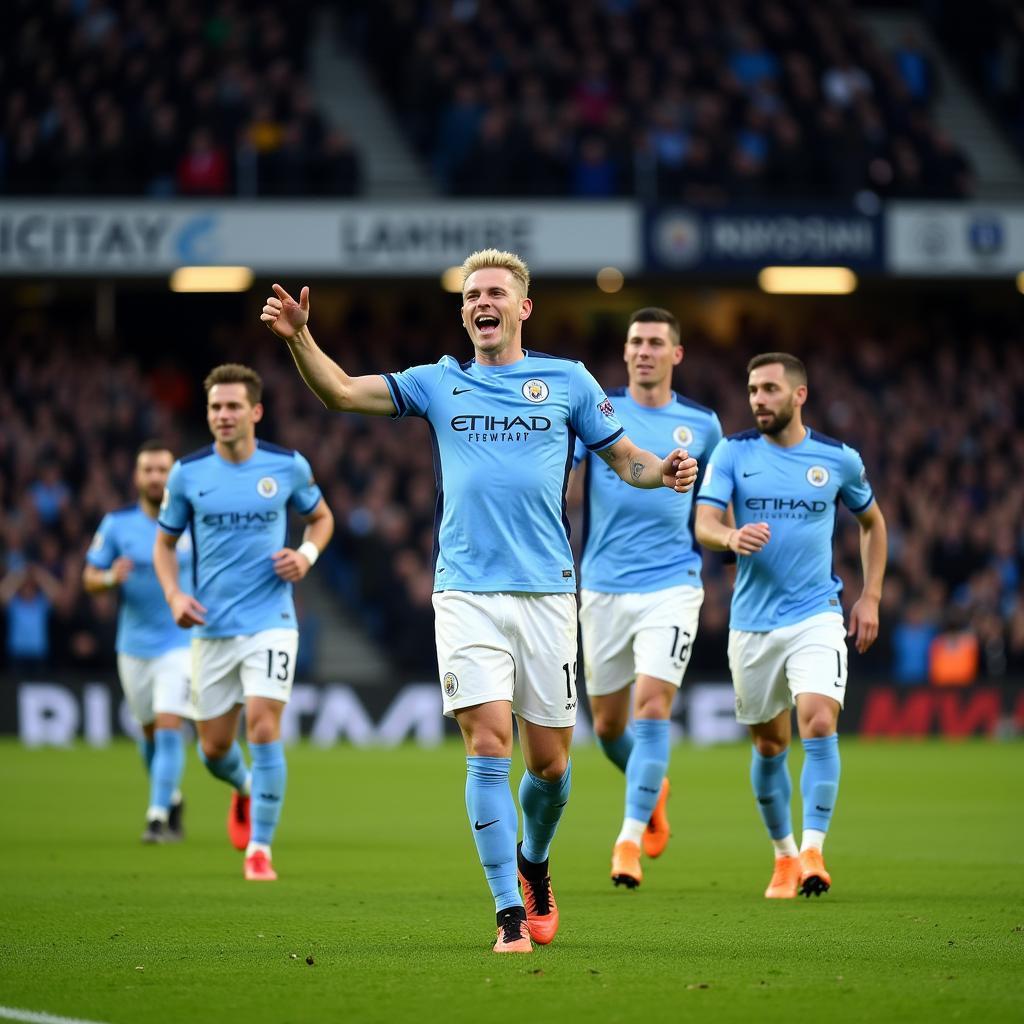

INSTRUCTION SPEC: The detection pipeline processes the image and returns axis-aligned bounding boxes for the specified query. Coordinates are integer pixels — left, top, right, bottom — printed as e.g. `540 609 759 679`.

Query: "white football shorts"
117 647 194 725
191 628 299 721
432 591 579 728
727 612 848 725
579 585 704 697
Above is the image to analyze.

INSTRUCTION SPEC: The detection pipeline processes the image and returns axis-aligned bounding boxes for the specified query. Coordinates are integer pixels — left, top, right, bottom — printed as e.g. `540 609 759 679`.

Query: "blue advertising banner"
646 206 884 272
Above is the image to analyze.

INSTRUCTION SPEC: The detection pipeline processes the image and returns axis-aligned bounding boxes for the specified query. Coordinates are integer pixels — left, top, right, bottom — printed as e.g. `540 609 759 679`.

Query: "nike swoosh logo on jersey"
741 471 762 478
452 387 475 395
474 818 499 830
198 488 217 496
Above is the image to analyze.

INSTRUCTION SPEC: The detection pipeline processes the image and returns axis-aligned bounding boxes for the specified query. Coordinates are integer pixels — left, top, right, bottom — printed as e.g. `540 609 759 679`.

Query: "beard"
754 404 794 435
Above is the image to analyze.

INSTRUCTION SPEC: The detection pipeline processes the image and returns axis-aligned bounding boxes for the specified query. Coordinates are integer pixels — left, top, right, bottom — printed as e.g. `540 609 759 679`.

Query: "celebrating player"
84 441 193 844
153 364 334 882
695 353 886 898
261 250 698 953
574 308 722 889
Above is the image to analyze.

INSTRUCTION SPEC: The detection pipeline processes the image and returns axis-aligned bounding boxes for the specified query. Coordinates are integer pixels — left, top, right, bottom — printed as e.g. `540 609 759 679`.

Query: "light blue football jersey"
157 441 322 638
87 504 193 658
696 428 874 631
574 388 723 593
383 351 624 593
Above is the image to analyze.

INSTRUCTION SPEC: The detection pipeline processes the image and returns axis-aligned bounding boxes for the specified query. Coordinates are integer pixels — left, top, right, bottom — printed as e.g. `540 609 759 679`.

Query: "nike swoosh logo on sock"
474 818 499 830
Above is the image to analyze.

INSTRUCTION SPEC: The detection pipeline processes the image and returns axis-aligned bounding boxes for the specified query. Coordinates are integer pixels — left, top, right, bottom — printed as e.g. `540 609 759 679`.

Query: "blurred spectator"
353 0 973 201
0 0 361 198
176 128 229 196
1 564 63 671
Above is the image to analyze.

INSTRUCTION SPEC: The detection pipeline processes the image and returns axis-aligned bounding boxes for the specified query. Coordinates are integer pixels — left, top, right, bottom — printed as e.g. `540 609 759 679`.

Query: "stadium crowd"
1 0 362 197
353 0 973 200
1 301 1022 686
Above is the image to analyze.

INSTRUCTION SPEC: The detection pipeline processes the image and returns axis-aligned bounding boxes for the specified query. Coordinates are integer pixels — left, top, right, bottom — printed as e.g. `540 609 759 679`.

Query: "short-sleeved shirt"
574 389 723 593
382 351 624 593
87 504 192 658
157 441 322 638
696 428 874 631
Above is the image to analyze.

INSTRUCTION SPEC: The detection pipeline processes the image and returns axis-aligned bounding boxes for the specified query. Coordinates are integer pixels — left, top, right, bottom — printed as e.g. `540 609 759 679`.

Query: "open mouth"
474 315 500 336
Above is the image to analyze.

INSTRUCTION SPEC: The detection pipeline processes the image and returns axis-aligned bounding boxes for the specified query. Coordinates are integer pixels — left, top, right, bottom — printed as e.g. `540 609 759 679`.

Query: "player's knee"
593 714 626 743
530 755 568 782
801 713 836 739
247 718 280 746
753 735 788 758
199 737 232 761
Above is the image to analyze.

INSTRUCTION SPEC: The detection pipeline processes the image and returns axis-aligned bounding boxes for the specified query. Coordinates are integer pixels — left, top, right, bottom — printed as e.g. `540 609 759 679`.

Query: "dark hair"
136 439 173 458
747 352 807 385
627 307 680 344
203 363 263 405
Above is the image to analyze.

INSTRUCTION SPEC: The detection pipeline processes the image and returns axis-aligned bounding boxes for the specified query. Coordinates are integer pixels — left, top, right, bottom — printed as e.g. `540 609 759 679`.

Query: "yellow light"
757 266 857 295
1016 271 1024 293
169 266 254 293
440 266 464 293
596 266 624 293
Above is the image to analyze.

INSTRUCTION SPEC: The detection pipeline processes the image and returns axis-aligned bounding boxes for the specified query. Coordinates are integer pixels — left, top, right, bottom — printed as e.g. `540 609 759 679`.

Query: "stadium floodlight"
169 266 254 292
440 266 464 293
757 266 858 295
596 266 624 293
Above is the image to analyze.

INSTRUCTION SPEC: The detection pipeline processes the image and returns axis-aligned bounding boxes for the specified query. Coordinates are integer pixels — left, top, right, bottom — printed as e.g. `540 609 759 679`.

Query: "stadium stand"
1 0 362 197
350 0 974 199
3 302 1022 683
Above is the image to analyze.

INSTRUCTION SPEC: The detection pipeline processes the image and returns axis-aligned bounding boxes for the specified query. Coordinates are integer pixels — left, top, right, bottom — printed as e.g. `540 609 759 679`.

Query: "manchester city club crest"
673 425 694 447
806 465 830 487
443 672 459 698
257 476 279 498
522 379 549 403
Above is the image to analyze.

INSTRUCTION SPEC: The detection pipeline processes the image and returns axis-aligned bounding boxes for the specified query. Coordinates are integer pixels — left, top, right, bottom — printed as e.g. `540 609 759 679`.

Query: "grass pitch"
0 738 1021 1024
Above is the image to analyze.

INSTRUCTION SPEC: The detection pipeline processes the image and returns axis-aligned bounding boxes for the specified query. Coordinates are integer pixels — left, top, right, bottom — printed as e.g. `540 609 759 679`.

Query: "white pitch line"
0 1007 112 1024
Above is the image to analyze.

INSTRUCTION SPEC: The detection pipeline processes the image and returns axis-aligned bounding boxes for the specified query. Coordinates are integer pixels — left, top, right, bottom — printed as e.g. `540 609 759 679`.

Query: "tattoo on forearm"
630 460 644 482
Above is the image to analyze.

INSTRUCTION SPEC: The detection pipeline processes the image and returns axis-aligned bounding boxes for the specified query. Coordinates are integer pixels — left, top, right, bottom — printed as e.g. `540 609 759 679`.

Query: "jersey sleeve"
157 461 190 536
838 444 874 513
695 437 734 509
289 451 324 515
381 359 448 419
570 362 624 453
85 513 119 569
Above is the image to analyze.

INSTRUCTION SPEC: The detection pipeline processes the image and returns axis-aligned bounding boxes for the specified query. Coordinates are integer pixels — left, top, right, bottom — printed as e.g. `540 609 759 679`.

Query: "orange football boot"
517 844 559 944
642 778 671 858
227 791 251 851
764 855 801 898
799 848 832 897
493 908 532 953
611 840 643 889
244 849 277 881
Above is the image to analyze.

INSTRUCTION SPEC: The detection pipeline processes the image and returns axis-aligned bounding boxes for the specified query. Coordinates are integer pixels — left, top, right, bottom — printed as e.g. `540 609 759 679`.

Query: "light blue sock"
150 728 185 814
519 761 571 866
801 734 840 833
250 740 287 845
199 740 249 791
624 719 670 823
597 725 634 774
750 747 793 840
466 756 521 912
138 738 156 774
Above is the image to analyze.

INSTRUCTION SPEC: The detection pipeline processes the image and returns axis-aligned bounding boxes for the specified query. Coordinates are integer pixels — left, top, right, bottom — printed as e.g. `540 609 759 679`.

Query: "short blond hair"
460 249 530 297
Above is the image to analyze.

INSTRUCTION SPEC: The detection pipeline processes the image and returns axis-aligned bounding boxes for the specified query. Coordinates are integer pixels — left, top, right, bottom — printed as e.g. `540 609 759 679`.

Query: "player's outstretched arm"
848 502 887 653
597 437 698 491
153 531 206 627
695 504 771 554
261 284 396 416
